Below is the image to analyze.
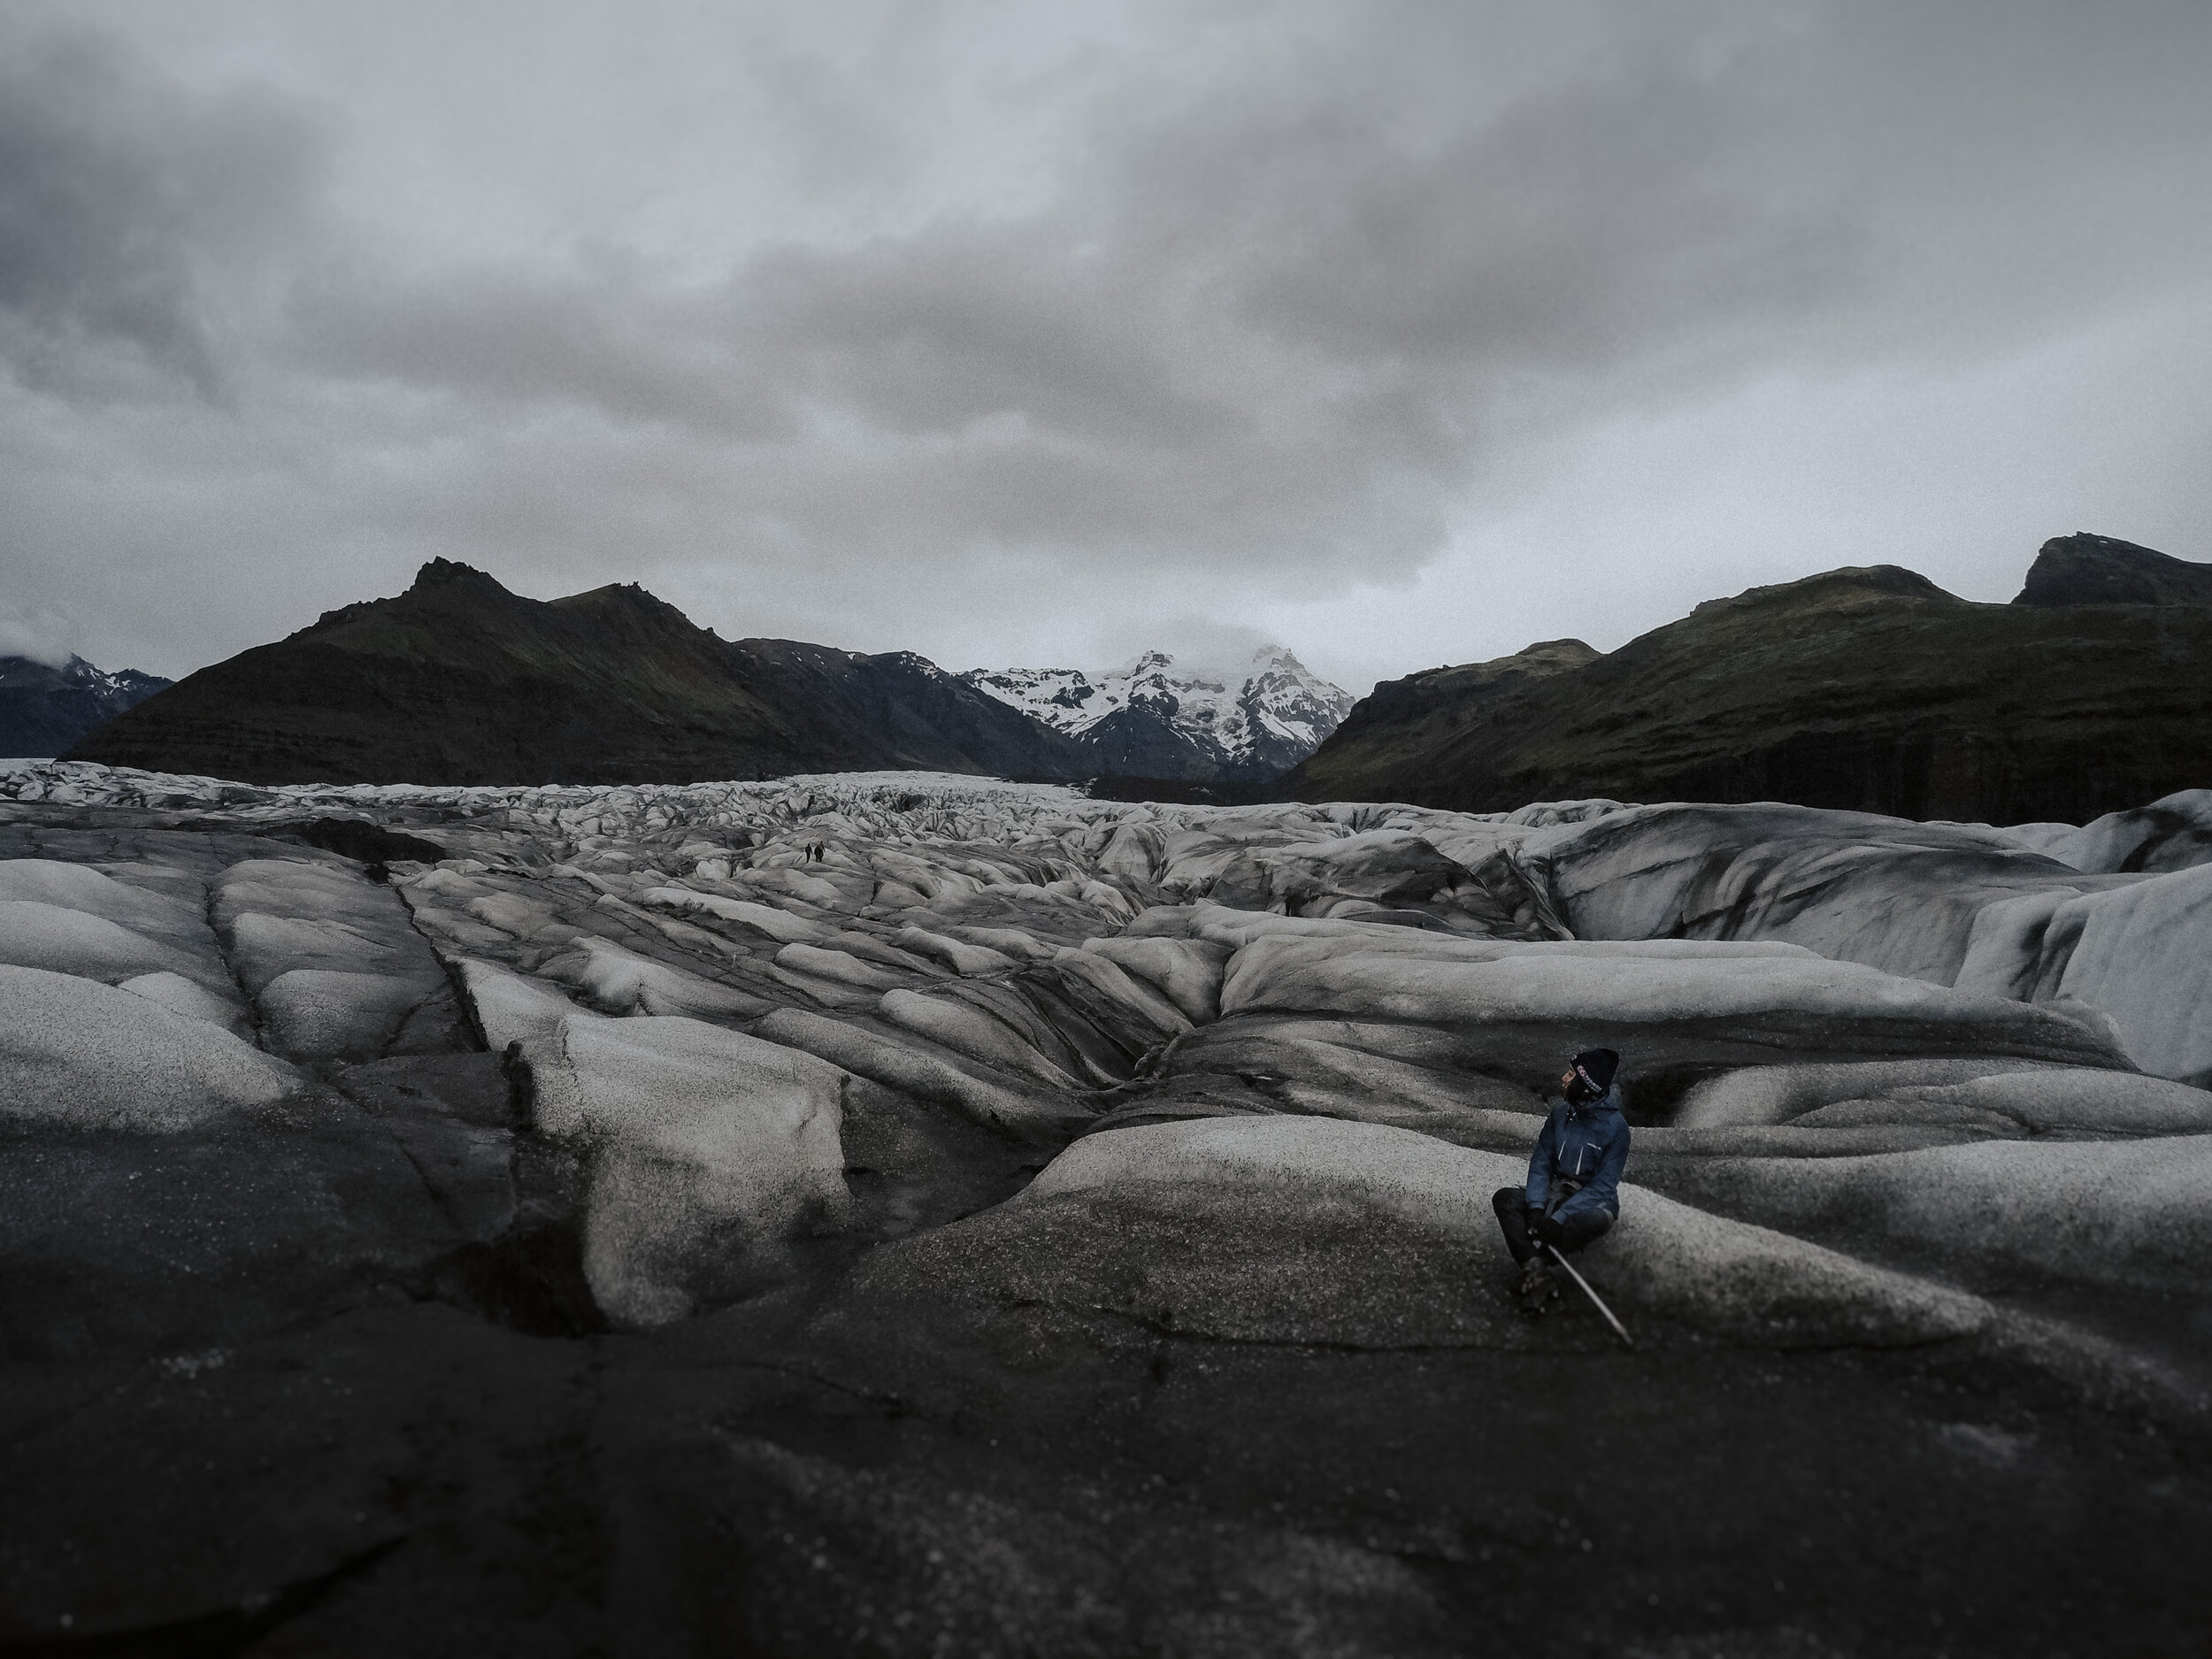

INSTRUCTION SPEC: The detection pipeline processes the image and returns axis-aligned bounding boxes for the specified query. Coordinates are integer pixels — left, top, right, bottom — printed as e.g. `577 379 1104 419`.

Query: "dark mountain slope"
1285 553 2212 823
1286 639 1599 803
2014 531 2212 608
66 561 1085 786
0 655 172 757
1076 703 1213 780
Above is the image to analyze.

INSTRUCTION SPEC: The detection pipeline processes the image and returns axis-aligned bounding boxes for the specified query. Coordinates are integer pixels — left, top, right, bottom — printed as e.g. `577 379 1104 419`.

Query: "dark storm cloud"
0 21 319 400
1179 2 2212 372
293 263 795 439
5 0 2211 682
271 0 2212 579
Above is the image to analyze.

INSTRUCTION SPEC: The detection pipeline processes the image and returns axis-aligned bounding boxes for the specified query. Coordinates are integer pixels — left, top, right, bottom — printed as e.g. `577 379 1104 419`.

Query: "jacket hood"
1566 1084 1624 1119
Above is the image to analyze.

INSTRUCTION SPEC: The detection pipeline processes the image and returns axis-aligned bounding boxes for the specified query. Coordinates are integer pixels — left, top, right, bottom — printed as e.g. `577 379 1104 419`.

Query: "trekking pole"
1544 1245 1634 1349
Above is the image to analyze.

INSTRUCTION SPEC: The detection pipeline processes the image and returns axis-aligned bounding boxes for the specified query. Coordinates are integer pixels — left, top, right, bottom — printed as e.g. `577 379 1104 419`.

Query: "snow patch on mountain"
0 655 167 704
0 654 173 759
961 647 1356 780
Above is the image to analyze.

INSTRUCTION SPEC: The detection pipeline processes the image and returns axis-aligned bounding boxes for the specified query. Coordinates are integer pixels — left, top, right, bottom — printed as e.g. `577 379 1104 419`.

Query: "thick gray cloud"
0 19 319 400
3 0 2209 696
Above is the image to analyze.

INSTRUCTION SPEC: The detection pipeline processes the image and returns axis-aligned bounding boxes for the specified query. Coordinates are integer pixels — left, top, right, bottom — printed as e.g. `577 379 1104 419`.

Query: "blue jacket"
1524 1087 1631 1222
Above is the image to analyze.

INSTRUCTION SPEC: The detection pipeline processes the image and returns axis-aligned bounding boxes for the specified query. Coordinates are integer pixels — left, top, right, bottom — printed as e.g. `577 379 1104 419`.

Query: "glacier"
4 757 2212 1652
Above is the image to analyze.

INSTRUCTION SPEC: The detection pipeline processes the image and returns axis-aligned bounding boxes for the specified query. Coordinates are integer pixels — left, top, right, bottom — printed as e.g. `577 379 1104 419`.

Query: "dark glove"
1531 1210 1566 1250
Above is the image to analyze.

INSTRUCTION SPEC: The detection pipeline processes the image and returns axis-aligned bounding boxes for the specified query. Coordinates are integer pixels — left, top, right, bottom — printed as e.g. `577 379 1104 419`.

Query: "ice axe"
1544 1244 1635 1349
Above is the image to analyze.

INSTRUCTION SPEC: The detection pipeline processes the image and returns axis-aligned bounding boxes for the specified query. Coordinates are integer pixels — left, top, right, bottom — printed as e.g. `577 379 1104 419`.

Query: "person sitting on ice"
1492 1047 1630 1310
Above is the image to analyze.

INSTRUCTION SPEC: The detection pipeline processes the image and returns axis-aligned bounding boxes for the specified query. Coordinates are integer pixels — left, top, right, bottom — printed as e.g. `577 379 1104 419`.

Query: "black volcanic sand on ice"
14 1240 2202 1656
4 766 2211 1655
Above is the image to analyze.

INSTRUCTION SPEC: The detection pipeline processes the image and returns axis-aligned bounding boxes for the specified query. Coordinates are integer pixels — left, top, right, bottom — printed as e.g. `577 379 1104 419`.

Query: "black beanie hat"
1571 1048 1620 1094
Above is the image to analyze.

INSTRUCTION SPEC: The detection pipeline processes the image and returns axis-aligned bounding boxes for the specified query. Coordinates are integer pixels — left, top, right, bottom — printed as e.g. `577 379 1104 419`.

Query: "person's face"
1561 1067 1578 1093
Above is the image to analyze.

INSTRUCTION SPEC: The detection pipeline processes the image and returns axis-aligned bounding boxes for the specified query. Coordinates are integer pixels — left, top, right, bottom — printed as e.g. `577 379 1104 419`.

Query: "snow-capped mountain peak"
0 653 174 760
960 645 1355 780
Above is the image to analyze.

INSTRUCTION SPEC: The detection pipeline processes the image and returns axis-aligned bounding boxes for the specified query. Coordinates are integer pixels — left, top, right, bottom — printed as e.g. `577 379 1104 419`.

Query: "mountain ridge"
962 646 1355 781
66 562 1087 787
0 654 173 758
1285 538 2212 823
2012 530 2212 608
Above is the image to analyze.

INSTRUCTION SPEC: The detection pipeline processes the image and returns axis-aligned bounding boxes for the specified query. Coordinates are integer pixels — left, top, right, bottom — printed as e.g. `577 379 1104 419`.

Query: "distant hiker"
1494 1048 1630 1311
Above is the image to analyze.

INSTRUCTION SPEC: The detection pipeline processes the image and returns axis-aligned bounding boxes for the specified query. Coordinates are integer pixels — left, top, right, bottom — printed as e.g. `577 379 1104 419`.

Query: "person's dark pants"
1493 1187 1613 1264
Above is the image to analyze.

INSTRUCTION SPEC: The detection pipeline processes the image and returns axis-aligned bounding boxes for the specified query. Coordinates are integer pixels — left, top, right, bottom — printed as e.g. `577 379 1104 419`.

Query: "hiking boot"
1516 1256 1555 1310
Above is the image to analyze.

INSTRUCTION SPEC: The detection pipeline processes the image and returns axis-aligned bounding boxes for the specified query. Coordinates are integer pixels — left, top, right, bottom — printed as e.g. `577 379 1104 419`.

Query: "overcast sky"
4 0 2208 695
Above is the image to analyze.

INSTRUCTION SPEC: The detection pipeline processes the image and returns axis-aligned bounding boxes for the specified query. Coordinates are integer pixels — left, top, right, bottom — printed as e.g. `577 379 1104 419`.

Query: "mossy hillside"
1290 561 2212 823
